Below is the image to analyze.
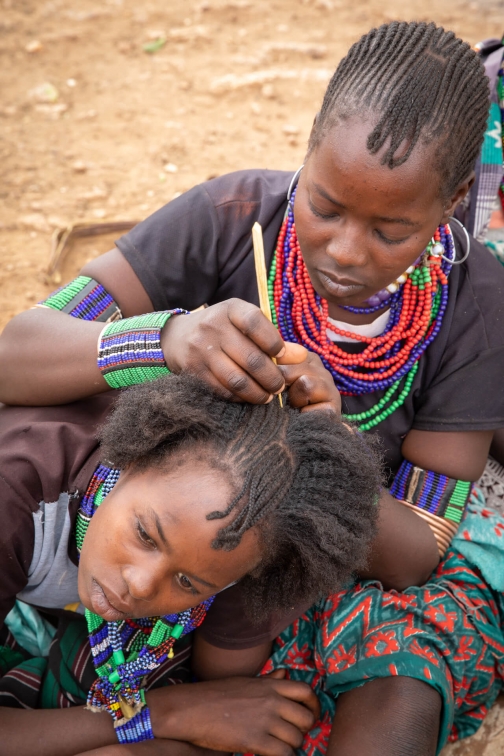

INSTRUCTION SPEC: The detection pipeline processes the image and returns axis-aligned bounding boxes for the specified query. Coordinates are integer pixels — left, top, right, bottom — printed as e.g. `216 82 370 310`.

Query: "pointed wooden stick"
252 221 283 408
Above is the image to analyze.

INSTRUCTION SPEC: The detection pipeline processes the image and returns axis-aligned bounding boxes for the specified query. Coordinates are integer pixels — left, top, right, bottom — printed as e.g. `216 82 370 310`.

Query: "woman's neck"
328 302 390 326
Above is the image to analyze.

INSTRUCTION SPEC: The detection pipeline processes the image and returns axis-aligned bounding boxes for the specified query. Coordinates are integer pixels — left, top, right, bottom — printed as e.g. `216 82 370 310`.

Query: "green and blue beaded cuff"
97 309 189 389
39 276 122 323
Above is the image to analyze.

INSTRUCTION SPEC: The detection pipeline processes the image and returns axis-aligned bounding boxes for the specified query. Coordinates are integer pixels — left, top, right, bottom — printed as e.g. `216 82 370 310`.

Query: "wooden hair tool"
252 221 283 408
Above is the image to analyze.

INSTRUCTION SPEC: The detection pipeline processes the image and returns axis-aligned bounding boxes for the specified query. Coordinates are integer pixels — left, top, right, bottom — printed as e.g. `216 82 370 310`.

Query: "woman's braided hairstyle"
99 374 382 617
310 21 489 198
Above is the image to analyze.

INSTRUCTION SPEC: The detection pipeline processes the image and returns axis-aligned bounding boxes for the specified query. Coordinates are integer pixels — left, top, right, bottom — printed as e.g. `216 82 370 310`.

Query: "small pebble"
164 163 178 173
25 40 43 53
71 160 87 173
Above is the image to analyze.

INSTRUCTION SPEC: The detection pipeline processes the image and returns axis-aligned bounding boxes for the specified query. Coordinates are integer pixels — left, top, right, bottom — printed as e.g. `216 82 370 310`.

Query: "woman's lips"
90 578 128 621
318 271 365 297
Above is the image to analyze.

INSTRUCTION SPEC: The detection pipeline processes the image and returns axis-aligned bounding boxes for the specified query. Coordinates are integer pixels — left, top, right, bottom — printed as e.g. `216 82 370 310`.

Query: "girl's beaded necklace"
268 192 454 431
76 464 214 744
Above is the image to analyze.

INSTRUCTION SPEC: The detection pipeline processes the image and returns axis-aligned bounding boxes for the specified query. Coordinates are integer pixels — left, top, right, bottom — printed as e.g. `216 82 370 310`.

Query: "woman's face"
78 457 261 621
294 117 455 313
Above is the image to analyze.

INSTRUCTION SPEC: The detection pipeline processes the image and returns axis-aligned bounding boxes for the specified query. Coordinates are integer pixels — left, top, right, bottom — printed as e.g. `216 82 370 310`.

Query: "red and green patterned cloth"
259 498 504 755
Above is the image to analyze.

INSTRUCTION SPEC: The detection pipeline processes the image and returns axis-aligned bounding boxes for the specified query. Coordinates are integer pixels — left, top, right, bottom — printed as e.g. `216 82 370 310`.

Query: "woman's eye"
376 230 410 246
136 520 156 548
309 200 339 220
176 573 197 593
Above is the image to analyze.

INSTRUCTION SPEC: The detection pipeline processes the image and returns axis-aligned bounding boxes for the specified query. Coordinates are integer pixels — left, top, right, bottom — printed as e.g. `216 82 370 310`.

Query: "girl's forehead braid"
311 21 489 198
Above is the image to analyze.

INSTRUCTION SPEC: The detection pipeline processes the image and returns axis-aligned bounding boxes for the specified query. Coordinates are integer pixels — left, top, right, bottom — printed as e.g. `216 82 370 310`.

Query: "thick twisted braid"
99 374 382 616
310 21 489 197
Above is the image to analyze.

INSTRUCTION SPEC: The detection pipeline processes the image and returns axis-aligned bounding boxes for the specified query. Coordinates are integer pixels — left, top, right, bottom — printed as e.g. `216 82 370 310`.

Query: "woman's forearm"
0 309 106 405
0 705 116 756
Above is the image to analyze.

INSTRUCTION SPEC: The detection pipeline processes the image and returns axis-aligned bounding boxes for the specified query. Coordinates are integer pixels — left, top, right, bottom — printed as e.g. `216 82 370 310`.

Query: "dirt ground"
1 0 504 751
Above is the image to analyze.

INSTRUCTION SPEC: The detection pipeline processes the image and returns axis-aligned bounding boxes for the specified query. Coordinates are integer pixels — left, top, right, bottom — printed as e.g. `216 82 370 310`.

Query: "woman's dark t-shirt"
116 168 504 476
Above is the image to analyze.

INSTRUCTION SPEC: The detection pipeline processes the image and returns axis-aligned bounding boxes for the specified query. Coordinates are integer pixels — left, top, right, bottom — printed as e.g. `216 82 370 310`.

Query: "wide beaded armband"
37 276 122 323
389 460 473 556
97 309 189 389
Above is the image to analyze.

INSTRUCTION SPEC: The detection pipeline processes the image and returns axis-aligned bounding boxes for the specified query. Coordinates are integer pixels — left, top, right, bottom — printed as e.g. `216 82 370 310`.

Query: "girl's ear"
440 171 475 223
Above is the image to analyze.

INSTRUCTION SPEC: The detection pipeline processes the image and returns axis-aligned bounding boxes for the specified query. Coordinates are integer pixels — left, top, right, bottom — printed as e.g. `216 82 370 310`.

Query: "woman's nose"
326 223 368 269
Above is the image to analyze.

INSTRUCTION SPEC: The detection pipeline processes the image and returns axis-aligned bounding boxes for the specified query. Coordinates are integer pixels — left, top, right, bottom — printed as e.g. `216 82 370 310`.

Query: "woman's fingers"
228 299 285 358
277 352 341 413
162 300 286 402
275 342 308 365
205 349 275 404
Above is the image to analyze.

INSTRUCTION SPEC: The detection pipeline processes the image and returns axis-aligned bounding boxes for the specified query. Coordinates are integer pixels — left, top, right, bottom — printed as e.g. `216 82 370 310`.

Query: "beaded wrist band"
38 276 122 323
390 460 473 556
97 309 189 389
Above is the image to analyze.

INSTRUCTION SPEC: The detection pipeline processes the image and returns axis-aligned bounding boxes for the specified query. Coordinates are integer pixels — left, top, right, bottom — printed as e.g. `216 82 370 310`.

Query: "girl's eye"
136 520 156 548
176 573 197 594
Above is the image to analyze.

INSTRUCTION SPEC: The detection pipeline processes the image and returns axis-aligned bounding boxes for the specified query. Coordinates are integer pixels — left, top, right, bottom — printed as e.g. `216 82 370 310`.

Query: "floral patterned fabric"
261 547 504 756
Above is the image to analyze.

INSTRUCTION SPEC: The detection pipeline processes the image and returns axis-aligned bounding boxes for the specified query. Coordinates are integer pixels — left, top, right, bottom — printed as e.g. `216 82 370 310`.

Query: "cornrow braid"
310 21 489 197
99 374 382 617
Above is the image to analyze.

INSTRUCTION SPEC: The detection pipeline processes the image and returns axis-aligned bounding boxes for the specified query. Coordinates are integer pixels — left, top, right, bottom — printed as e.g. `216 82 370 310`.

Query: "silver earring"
445 217 471 264
287 164 304 203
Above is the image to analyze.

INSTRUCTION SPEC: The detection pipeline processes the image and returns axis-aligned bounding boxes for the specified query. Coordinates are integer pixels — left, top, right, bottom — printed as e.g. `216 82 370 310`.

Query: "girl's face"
78 458 261 621
294 116 467 315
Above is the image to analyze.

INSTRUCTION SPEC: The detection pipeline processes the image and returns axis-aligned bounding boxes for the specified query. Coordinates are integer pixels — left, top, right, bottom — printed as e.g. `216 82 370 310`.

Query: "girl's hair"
99 374 382 617
310 21 489 198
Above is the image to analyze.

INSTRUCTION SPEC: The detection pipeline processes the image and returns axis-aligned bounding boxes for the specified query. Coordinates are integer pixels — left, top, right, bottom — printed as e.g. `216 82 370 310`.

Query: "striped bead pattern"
77 464 214 743
40 276 121 322
389 460 472 524
97 309 189 389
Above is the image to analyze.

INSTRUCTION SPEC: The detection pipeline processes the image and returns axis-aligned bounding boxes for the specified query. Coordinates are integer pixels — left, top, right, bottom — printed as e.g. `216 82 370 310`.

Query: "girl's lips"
89 578 127 621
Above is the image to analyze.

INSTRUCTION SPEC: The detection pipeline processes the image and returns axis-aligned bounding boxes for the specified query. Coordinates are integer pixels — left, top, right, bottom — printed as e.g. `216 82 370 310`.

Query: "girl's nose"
122 565 159 603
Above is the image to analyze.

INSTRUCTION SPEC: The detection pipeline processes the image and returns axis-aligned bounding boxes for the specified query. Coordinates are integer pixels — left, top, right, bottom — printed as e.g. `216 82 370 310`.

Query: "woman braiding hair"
1 19 504 756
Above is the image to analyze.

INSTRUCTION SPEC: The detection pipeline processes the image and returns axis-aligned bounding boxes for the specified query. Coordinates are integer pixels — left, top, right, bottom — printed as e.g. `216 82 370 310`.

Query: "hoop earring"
287 164 304 202
444 217 471 264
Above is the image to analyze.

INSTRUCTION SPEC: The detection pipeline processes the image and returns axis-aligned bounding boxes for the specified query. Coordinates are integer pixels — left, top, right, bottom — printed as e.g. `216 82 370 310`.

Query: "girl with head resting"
1 18 504 756
0 373 380 756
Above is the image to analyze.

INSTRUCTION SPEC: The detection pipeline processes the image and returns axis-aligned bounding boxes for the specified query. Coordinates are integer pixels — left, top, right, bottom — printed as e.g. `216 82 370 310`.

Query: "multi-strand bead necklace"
76 464 214 744
268 195 454 430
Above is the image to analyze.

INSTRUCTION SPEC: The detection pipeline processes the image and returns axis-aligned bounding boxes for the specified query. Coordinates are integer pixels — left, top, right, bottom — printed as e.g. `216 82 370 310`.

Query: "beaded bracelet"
97 309 189 389
390 460 473 556
38 276 122 323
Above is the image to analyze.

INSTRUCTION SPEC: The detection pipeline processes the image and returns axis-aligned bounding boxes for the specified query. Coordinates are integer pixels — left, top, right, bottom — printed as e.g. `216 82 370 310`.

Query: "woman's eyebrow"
312 182 418 227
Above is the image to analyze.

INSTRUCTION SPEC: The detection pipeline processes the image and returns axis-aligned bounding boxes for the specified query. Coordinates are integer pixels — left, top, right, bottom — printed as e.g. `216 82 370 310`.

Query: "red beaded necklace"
268 204 453 428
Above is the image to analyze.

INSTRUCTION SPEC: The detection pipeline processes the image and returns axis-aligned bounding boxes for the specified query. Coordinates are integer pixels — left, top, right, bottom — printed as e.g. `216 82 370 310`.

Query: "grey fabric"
16 493 80 609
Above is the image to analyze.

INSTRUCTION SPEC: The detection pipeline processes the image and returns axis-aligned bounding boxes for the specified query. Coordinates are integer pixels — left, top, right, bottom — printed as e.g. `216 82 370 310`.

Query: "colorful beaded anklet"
38 276 122 322
390 459 473 555
76 464 214 744
97 309 188 389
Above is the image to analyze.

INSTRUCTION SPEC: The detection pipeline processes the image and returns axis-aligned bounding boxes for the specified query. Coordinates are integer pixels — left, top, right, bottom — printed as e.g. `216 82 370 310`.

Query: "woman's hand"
147 671 320 756
162 299 341 413
277 344 341 414
161 299 286 404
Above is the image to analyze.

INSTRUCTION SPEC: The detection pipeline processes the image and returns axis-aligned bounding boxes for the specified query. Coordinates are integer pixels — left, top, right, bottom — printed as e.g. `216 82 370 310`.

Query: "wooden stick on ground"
252 221 283 408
